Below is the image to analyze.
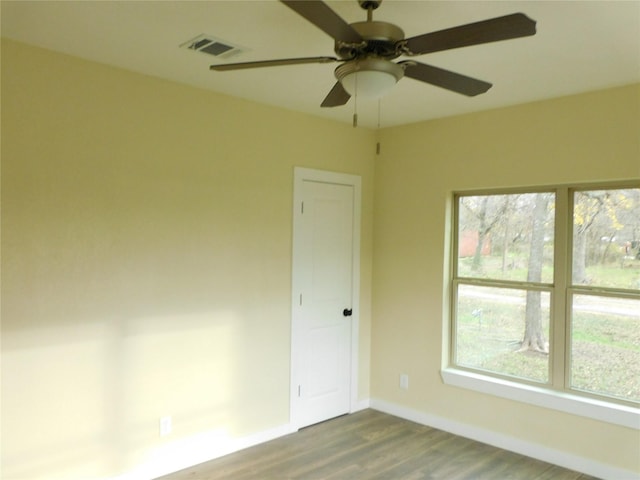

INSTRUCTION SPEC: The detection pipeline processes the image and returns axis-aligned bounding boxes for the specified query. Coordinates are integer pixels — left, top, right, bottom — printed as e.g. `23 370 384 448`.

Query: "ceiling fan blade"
210 56 338 71
403 13 536 55
321 82 351 107
399 61 492 96
281 0 363 44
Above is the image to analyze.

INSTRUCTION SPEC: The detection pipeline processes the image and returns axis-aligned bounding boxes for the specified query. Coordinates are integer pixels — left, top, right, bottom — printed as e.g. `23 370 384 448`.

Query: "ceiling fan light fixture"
335 58 403 98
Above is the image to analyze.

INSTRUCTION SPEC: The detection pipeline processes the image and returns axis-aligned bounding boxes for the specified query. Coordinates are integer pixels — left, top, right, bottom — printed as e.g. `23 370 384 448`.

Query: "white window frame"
443 183 640 429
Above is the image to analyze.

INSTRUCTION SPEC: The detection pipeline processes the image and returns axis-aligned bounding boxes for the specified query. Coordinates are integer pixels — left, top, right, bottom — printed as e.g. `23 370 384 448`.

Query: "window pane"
457 193 555 283
573 188 640 290
455 284 550 383
570 294 640 402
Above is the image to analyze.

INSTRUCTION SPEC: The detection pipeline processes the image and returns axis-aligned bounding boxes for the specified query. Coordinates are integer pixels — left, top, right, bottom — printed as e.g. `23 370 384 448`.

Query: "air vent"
181 34 247 60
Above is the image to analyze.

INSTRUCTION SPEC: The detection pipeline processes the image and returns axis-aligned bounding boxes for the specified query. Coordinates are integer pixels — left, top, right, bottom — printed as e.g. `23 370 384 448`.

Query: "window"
569 188 640 402
450 185 640 408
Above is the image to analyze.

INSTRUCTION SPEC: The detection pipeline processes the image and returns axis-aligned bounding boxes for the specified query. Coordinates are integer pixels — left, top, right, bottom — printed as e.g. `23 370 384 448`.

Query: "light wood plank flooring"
158 409 600 480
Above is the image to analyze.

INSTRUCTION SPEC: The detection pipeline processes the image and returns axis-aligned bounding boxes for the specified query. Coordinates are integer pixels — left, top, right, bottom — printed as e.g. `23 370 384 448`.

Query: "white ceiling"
2 0 639 128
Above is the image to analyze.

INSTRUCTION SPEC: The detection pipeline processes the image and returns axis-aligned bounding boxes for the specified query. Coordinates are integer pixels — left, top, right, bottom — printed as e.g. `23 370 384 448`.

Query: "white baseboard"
370 398 639 480
352 398 371 412
110 422 296 480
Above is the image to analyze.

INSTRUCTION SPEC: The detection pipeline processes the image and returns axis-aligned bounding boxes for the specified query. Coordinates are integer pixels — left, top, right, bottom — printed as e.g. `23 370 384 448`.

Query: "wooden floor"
158 409 599 480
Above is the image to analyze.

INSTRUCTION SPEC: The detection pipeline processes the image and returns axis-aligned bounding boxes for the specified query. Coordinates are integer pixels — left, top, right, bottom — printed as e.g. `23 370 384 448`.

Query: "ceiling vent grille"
181 34 247 60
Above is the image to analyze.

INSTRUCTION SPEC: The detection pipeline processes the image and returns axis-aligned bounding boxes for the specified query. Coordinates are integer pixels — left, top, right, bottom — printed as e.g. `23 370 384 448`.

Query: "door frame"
290 167 362 430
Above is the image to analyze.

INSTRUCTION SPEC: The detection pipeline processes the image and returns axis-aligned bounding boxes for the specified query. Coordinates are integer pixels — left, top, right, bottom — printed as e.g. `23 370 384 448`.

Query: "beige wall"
1 40 375 478
372 84 640 472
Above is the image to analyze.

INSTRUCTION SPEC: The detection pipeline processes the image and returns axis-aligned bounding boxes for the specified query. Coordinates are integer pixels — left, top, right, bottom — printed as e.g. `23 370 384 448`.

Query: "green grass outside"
458 253 640 289
456 293 640 402
581 263 640 289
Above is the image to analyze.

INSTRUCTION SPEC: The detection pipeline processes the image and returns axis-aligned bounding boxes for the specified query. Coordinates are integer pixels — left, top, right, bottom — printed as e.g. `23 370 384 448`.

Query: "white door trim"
290 167 362 430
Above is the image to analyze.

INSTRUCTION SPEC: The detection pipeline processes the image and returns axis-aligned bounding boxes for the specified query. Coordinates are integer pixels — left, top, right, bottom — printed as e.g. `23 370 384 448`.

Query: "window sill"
441 367 640 429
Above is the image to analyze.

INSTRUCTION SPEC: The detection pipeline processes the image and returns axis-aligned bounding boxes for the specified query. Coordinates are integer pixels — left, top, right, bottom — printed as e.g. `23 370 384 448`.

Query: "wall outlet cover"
160 416 172 436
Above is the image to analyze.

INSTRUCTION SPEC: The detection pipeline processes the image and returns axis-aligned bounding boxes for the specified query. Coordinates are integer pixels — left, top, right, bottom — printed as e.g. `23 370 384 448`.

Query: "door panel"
291 170 359 429
307 325 343 398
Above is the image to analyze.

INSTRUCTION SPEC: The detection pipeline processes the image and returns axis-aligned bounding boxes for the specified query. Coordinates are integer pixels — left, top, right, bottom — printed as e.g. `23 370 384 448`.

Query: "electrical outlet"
159 416 172 436
400 374 409 390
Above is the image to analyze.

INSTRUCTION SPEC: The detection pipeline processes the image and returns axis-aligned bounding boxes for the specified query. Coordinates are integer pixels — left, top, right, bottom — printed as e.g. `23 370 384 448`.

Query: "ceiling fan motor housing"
334 21 405 59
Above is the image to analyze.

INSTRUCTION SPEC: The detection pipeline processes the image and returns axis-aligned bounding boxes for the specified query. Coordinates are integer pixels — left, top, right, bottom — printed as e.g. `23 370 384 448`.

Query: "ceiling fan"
210 0 536 107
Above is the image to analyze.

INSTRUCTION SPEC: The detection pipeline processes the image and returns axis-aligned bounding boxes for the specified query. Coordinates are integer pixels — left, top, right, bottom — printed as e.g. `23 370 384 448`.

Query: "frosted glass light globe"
340 70 398 98
335 58 404 99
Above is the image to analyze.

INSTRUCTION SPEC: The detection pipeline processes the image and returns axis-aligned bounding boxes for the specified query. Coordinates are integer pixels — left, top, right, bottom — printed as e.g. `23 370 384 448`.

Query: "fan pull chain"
353 72 358 128
376 98 382 154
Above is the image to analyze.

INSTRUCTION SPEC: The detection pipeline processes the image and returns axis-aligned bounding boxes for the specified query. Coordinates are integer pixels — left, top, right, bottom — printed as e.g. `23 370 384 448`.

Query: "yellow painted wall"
1 40 375 479
372 84 640 473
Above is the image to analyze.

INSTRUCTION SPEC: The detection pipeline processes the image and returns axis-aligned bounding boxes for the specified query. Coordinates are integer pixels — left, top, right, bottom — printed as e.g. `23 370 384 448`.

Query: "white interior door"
291 168 361 429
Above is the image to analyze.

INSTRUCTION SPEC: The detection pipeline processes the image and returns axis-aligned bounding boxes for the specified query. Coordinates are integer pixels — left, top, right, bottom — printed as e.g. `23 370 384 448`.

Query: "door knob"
343 308 353 317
